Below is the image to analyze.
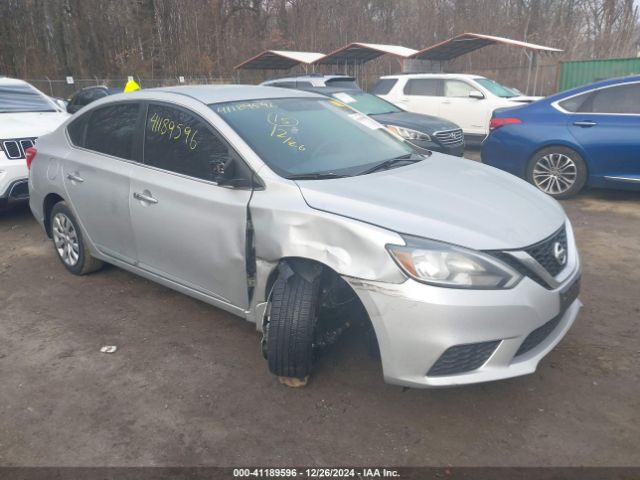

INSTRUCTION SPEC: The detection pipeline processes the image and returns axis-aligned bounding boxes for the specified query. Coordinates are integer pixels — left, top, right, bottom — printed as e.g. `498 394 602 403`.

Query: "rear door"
565 81 640 182
398 78 442 116
62 102 140 263
129 102 253 308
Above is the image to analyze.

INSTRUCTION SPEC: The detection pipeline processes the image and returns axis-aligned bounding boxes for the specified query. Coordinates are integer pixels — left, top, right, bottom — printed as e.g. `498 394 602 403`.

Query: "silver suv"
28 85 581 388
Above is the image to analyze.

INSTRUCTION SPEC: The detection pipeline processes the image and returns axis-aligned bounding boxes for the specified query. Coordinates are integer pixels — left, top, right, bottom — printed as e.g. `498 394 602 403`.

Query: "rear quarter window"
84 103 140 160
371 79 398 95
67 115 88 146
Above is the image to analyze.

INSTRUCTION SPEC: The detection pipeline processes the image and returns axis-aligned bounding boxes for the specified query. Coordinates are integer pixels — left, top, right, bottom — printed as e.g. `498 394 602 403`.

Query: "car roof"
262 74 356 85
0 77 32 86
380 73 484 80
147 84 321 104
544 74 640 104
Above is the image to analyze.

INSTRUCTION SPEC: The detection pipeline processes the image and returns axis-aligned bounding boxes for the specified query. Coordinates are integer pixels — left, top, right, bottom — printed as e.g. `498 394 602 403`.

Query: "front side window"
85 103 140 160
371 79 398 95
404 79 441 96
444 80 475 98
213 97 413 178
0 83 57 113
144 104 233 182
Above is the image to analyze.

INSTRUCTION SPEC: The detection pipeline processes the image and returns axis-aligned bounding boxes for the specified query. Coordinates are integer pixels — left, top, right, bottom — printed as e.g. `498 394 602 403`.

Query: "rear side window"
143 104 232 182
588 83 640 114
559 83 640 114
85 103 140 160
371 79 398 95
404 79 441 96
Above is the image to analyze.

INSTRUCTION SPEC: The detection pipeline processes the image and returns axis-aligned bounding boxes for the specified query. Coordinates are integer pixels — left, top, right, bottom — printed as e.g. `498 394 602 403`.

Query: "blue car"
481 76 640 198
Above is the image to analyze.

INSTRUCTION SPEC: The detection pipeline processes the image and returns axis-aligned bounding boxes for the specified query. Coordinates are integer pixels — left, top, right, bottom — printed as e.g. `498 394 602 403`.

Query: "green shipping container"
558 57 640 92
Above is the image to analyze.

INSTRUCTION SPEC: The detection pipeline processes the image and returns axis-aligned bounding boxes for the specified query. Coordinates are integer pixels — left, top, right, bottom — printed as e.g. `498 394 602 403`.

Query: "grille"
433 128 464 146
515 313 562 357
491 252 550 289
427 340 500 377
2 138 36 160
524 227 568 277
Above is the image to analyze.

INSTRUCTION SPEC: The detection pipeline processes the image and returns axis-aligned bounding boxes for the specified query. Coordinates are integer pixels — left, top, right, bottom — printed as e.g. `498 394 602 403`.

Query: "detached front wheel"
526 146 587 199
266 274 321 383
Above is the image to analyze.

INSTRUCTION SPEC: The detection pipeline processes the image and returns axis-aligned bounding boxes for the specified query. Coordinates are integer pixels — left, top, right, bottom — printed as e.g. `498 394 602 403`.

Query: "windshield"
475 78 518 98
213 97 413 178
0 84 58 113
330 91 402 115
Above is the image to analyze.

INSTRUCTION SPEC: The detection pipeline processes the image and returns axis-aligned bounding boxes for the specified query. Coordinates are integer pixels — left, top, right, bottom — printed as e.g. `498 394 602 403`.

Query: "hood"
296 155 565 250
370 111 458 133
0 111 69 139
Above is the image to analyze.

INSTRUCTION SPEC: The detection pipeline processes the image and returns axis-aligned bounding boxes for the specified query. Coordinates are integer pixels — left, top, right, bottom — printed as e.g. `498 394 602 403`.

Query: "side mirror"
469 90 485 100
67 104 78 114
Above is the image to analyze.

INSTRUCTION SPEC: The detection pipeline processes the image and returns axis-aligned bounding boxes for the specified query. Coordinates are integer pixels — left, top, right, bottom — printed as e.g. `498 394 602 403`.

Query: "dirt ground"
1 152 639 466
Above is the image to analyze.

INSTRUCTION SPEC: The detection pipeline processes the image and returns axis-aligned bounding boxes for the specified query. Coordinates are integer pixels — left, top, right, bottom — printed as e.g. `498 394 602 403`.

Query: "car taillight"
489 117 522 131
25 147 37 170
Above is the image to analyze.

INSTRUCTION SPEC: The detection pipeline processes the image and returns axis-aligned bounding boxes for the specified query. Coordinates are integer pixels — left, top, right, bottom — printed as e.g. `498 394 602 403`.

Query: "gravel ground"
1 152 639 466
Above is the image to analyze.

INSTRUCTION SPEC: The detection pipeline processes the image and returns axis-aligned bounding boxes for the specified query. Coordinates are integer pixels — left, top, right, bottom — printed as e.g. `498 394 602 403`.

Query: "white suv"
372 74 540 143
1 77 69 210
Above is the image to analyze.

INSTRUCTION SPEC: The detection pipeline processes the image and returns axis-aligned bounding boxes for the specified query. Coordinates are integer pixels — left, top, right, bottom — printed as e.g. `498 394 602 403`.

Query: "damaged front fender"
245 179 406 326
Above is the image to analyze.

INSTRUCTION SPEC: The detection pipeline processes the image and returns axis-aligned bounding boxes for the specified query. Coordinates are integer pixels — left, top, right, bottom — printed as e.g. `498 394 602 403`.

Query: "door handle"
133 191 158 204
66 173 84 183
573 120 597 127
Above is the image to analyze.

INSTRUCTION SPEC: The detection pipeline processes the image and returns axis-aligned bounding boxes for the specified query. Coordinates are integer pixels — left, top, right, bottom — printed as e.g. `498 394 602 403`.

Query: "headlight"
387 236 522 289
386 125 431 142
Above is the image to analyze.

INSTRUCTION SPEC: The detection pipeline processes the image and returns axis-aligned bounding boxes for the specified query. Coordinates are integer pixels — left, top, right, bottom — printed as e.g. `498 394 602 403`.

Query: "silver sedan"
28 85 582 388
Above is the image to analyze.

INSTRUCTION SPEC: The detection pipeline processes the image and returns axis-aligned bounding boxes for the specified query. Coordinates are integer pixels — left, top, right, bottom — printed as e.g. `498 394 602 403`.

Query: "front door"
62 102 140 263
129 103 252 308
440 79 489 136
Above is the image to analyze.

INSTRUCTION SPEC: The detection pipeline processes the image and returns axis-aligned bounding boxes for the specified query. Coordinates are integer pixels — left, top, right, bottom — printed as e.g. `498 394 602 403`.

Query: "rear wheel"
50 202 103 275
526 146 587 199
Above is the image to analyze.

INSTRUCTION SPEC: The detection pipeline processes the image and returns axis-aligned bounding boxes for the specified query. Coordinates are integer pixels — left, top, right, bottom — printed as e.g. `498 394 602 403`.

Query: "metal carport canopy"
316 42 418 65
409 33 563 61
234 50 326 70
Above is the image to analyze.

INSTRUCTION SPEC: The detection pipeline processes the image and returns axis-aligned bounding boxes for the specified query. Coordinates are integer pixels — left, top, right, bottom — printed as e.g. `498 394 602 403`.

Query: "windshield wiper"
287 172 349 180
357 153 424 176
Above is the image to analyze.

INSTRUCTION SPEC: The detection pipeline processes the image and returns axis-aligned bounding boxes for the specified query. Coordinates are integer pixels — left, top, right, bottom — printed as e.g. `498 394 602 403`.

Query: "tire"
526 146 587 199
266 273 321 379
50 201 103 275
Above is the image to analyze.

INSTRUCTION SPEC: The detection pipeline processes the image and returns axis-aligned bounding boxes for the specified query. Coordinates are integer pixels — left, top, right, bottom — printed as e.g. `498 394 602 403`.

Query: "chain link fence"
26 76 235 99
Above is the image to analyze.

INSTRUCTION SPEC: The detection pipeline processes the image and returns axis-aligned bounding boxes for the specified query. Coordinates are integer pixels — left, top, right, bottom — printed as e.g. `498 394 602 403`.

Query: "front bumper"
347 265 581 388
1 155 30 209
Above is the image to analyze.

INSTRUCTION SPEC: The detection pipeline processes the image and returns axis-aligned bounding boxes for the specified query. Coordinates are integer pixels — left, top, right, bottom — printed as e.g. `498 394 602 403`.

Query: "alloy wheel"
52 212 80 267
532 153 577 195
